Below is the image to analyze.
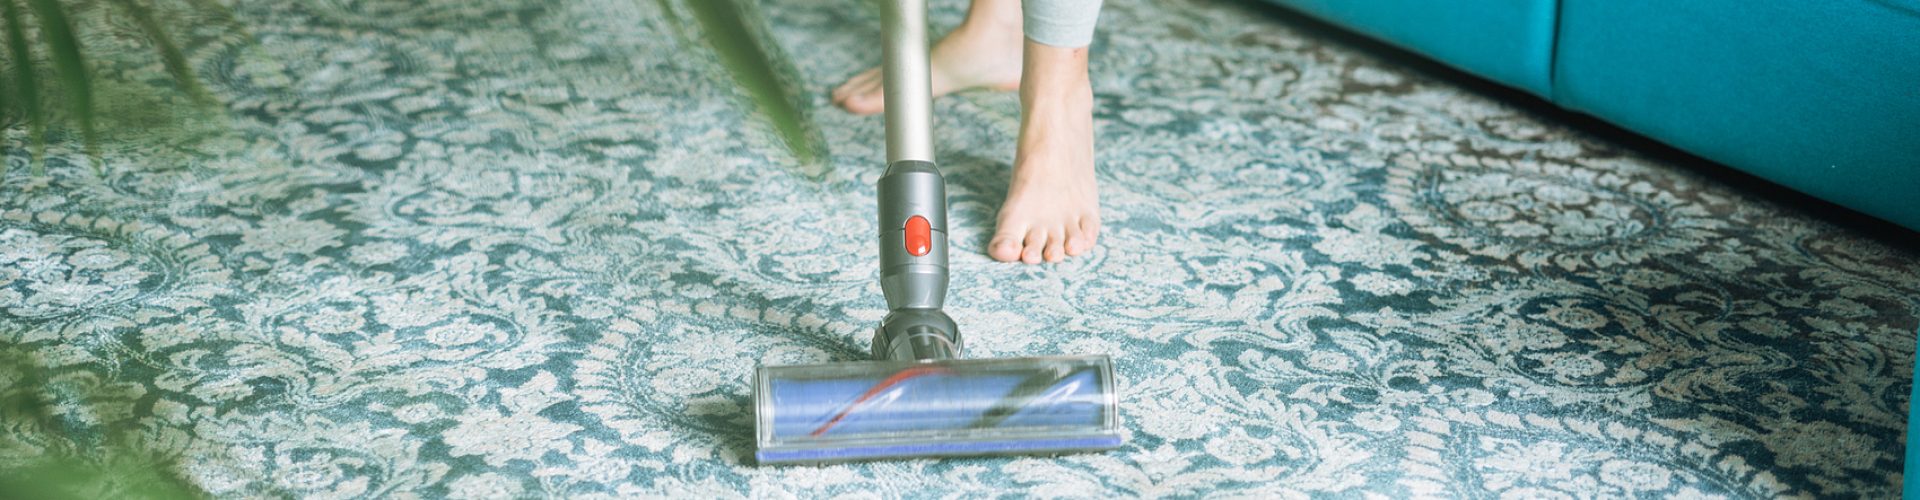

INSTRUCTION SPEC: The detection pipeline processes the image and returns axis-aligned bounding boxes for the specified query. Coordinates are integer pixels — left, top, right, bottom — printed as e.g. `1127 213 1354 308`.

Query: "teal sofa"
1912 331 1920 498
1258 0 1920 495
1263 0 1920 231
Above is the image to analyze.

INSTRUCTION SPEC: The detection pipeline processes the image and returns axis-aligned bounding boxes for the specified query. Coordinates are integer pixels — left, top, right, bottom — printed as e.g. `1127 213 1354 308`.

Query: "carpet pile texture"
2 0 1916 497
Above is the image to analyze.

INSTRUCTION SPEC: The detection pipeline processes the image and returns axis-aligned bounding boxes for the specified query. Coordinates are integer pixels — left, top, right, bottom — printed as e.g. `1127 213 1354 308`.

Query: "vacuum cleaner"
750 0 1123 465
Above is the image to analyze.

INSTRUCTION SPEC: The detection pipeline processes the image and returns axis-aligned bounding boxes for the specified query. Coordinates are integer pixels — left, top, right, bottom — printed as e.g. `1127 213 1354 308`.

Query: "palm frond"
2 0 45 174
0 0 231 178
106 0 209 103
26 0 95 168
0 349 203 499
682 0 826 170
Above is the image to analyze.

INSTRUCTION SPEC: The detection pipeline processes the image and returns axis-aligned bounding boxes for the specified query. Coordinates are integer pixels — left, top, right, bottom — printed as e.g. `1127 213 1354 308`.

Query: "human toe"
1043 228 1067 263
1020 229 1048 265
988 233 1024 262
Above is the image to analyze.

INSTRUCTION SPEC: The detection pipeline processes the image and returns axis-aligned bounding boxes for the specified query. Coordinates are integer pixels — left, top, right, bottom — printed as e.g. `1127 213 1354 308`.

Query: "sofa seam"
1546 0 1564 102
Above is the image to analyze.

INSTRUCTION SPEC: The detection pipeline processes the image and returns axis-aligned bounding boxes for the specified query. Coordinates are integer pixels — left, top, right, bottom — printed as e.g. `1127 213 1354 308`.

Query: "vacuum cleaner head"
753 355 1122 464
749 0 1124 466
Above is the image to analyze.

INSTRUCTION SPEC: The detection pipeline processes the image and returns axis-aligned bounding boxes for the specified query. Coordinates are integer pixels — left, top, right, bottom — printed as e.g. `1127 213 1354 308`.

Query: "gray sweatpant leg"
1024 0 1104 48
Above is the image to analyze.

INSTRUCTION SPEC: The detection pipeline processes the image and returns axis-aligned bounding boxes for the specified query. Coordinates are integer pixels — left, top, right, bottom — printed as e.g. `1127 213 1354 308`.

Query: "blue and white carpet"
1 0 1916 497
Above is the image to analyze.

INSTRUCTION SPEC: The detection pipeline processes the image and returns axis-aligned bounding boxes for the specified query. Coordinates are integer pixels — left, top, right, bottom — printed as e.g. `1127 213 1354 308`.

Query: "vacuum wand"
873 0 959 363
751 0 1123 465
881 0 935 165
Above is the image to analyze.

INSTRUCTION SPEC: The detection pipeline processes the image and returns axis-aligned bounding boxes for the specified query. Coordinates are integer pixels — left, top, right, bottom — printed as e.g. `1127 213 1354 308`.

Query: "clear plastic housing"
753 355 1122 465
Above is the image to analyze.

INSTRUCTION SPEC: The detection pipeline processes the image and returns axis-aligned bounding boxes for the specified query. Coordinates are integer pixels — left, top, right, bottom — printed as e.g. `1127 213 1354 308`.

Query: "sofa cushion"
1554 0 1920 230
1262 0 1557 97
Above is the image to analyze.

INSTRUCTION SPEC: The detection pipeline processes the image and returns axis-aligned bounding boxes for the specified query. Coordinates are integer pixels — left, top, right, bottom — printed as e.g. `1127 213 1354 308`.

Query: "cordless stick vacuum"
751 0 1123 465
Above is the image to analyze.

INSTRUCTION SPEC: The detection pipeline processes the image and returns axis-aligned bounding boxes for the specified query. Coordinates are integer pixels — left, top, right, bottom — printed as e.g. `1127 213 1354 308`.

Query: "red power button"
904 216 931 256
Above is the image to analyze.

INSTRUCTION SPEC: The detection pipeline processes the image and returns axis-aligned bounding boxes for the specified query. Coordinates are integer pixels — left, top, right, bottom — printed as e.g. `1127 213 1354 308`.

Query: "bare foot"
988 41 1100 264
831 21 1023 115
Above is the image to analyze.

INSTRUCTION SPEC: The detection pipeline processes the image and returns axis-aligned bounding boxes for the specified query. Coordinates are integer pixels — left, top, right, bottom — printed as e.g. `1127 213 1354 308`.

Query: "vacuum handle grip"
878 161 948 310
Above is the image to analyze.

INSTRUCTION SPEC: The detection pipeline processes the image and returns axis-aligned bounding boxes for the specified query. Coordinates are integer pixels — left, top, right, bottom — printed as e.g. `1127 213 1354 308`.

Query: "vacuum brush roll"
753 355 1124 464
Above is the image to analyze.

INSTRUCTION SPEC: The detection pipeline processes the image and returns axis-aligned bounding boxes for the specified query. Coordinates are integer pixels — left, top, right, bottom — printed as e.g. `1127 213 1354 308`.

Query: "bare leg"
831 0 1024 115
987 39 1099 264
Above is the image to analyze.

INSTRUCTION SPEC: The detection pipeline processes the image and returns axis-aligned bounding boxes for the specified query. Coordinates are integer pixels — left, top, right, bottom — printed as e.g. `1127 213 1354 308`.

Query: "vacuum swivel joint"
873 308 962 361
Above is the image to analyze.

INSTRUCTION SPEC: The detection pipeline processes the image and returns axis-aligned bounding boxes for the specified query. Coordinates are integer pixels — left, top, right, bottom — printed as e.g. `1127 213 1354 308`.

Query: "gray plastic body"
877 160 949 312
875 161 959 362
873 308 960 361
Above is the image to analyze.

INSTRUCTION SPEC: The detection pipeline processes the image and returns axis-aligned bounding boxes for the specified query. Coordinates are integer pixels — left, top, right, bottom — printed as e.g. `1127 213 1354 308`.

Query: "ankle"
1020 73 1092 113
1019 42 1091 95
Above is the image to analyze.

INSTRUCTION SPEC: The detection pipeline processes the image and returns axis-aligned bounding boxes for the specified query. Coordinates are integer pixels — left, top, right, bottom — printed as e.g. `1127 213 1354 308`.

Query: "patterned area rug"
2 0 1917 497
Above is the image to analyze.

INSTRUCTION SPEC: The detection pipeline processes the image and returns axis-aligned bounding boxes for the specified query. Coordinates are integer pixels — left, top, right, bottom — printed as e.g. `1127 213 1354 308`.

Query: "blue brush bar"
753 356 1123 465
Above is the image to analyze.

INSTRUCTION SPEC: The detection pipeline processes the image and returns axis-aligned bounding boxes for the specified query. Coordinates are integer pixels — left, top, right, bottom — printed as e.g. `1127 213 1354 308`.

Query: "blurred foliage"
0 0 238 180
653 0 828 175
0 0 821 493
0 349 203 499
0 0 826 182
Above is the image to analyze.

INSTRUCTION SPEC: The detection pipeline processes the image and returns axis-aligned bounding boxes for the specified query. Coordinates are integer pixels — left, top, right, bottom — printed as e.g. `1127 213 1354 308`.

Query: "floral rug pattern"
1 0 1917 497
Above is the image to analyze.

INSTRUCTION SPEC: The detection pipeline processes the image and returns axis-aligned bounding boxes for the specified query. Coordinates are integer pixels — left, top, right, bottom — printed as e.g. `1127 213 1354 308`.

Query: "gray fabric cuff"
1023 0 1104 48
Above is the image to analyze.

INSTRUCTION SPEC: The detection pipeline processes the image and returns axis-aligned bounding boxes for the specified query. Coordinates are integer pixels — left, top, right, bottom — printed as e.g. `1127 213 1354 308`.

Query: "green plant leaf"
2 0 45 174
0 0 238 180
106 0 210 103
26 0 96 167
683 0 826 170
0 349 204 500
0 53 7 183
